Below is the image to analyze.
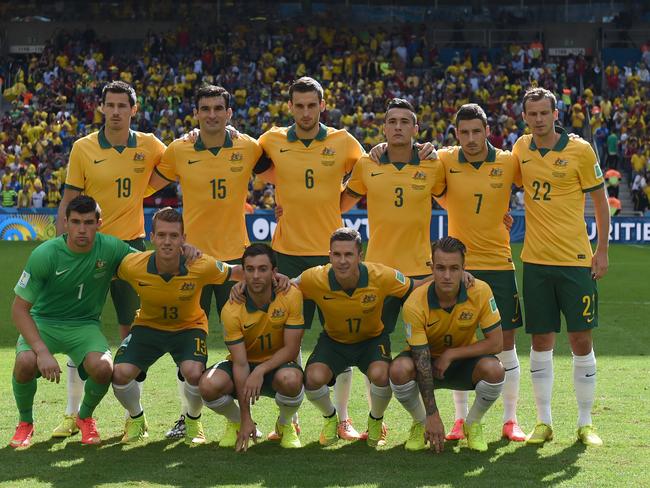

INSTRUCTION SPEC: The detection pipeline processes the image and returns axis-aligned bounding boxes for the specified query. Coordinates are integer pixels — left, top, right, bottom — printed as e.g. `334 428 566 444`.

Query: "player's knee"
181 365 204 386
90 361 113 384
112 364 133 385
474 357 505 384
389 357 415 385
275 368 303 396
367 362 389 387
568 331 593 356
14 352 38 382
199 370 230 400
304 364 329 390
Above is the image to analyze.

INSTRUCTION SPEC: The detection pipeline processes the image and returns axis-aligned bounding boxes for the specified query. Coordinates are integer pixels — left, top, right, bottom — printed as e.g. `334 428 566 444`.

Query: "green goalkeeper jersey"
14 233 134 326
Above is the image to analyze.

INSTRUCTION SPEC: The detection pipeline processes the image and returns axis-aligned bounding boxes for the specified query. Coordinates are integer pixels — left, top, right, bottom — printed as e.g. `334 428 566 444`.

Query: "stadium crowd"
1 23 649 211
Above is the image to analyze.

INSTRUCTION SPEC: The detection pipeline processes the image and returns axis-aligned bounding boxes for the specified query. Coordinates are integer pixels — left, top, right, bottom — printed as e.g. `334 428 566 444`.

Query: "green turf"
0 241 649 487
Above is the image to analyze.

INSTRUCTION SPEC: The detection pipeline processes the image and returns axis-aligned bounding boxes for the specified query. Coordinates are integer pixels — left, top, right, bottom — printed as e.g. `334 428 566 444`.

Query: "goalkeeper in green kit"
10 195 139 449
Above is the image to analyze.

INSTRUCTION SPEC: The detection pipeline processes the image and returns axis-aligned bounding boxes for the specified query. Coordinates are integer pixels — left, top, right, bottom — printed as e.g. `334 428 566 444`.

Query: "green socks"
13 376 37 424
78 377 110 419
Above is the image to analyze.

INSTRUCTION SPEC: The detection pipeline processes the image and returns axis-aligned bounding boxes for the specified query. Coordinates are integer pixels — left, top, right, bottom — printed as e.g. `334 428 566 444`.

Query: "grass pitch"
0 241 649 488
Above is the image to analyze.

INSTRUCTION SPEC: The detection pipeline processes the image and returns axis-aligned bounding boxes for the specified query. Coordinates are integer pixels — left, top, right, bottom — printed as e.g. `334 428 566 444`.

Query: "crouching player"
111 207 250 446
10 196 133 448
390 237 505 452
200 244 306 451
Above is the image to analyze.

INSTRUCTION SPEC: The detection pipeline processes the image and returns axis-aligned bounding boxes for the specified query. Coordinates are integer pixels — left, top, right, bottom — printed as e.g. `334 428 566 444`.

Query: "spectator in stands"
606 131 619 169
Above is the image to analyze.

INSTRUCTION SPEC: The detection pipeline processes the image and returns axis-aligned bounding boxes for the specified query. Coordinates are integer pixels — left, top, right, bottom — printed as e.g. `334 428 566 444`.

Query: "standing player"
296 228 416 448
390 237 505 453
10 196 134 449
342 98 445 336
148 85 268 437
513 88 609 447
257 77 366 439
111 207 247 445
435 104 526 442
200 244 306 451
55 81 165 437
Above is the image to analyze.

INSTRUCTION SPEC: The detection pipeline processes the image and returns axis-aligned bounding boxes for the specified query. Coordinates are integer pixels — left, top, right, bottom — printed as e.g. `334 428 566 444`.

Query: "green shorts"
397 350 496 390
306 332 392 385
111 238 146 326
276 252 329 328
200 258 241 319
16 320 111 380
469 269 523 331
210 360 302 397
382 274 429 335
523 263 598 334
114 325 208 379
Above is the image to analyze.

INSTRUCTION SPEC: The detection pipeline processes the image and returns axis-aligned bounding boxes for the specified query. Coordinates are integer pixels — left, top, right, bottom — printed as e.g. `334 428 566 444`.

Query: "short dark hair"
522 87 557 113
289 77 324 102
431 236 466 264
101 81 137 107
242 243 276 268
455 103 488 128
330 227 362 253
386 98 417 124
194 84 231 110
152 207 183 233
66 195 101 220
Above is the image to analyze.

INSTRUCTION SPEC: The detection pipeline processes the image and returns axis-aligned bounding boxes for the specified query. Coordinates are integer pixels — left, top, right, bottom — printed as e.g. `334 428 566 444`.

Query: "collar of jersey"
378 146 420 167
328 263 369 295
147 252 188 282
458 141 497 164
194 132 233 155
427 281 468 310
245 290 276 313
286 123 328 143
528 128 569 154
98 126 137 153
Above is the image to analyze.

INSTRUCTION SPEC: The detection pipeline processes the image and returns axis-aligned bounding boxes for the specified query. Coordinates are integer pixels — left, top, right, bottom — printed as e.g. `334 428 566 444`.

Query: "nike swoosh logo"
323 296 335 300
586 317 595 323
449 169 462 174
512 316 521 323
138 282 152 287
504 366 519 372
93 159 106 164
188 159 201 165
530 369 544 373
370 172 384 177
243 323 256 329
521 159 531 164
426 320 440 328
280 149 290 153
55 269 69 276
585 372 596 377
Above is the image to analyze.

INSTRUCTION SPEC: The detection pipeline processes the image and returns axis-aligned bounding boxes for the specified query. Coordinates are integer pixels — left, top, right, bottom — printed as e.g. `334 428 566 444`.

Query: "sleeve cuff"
154 167 175 183
64 183 83 191
582 182 604 193
482 321 502 334
345 186 365 198
224 338 244 346
284 323 307 329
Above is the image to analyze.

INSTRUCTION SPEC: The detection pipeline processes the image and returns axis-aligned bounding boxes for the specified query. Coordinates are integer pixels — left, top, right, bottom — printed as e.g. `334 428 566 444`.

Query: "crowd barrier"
1 208 649 245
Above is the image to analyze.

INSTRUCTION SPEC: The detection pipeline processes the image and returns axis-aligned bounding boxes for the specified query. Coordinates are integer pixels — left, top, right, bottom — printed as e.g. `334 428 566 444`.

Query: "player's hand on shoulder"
274 205 284 221
37 351 61 383
416 142 438 160
462 270 475 289
182 128 200 144
226 125 240 139
369 142 388 162
273 272 291 294
229 281 247 304
236 418 258 452
424 412 445 453
181 243 202 264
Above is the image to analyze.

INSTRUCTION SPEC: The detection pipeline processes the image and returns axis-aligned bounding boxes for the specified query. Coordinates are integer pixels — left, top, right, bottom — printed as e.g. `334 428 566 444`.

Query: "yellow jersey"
513 130 604 266
346 149 445 276
403 280 501 357
65 128 165 239
117 252 232 333
297 262 413 343
437 143 518 270
155 133 263 261
259 123 364 256
221 286 305 363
